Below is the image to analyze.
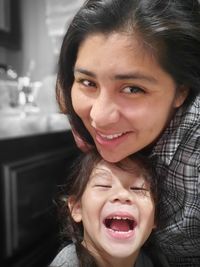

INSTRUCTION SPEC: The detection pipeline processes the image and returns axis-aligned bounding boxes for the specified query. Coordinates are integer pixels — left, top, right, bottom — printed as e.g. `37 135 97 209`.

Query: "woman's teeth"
99 132 124 140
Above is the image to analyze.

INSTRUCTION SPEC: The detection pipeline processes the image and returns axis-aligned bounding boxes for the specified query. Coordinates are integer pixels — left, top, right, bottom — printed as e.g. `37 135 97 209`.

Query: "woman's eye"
79 79 96 87
123 86 144 94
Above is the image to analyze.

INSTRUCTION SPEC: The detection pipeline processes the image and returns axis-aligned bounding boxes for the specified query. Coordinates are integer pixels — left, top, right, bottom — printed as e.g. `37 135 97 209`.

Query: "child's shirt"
50 243 154 267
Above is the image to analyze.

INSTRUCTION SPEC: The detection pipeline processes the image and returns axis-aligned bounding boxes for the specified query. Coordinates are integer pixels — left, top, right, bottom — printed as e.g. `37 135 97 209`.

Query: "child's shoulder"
50 243 79 267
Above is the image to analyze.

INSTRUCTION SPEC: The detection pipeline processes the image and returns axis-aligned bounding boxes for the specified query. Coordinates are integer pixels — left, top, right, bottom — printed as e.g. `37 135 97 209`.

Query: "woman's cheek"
72 88 91 118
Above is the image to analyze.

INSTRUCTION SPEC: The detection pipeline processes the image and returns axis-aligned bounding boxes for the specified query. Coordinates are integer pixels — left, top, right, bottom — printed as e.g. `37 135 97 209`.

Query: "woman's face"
70 159 155 266
72 33 187 162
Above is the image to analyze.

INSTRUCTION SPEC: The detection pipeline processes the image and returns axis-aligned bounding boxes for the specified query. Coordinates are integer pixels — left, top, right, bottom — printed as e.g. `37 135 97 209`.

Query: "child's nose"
110 188 133 204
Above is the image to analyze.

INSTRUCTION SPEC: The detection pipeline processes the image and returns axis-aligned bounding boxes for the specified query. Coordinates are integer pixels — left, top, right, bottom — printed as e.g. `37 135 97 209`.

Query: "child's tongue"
109 219 131 232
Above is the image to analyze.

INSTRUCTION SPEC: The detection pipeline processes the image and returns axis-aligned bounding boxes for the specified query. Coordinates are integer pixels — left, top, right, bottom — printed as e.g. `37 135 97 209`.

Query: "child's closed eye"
130 187 149 195
94 184 112 188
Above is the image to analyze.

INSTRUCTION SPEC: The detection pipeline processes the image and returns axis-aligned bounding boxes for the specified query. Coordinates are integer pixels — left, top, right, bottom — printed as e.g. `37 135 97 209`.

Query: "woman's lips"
95 130 132 147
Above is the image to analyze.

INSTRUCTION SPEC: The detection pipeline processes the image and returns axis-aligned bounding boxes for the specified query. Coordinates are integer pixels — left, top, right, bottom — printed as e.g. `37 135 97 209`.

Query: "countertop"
0 108 71 139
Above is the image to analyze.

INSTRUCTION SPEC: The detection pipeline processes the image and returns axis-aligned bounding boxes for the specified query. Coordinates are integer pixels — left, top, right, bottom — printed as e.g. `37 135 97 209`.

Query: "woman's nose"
90 92 120 128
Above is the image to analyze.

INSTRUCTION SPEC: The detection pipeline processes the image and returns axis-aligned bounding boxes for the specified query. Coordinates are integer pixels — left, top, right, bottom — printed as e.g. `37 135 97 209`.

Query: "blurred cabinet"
0 131 80 267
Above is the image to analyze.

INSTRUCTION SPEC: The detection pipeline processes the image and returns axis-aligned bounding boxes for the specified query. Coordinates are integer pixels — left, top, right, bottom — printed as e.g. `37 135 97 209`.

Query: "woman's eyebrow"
74 67 157 84
74 67 96 78
114 72 157 83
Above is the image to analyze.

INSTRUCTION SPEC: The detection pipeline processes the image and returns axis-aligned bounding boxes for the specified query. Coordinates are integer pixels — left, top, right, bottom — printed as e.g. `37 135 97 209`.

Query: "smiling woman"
71 32 185 163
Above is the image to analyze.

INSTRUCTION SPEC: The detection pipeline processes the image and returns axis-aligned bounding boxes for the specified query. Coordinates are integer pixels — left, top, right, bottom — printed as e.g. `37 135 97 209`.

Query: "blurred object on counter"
17 76 42 115
0 80 19 110
0 64 18 80
36 74 60 114
0 64 19 110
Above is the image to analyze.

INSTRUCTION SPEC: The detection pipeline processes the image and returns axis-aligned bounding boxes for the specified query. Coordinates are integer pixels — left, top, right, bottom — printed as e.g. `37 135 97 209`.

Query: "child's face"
70 159 155 264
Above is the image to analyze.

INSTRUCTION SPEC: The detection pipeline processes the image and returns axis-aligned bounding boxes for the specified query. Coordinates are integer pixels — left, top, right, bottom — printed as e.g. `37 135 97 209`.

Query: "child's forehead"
90 159 145 180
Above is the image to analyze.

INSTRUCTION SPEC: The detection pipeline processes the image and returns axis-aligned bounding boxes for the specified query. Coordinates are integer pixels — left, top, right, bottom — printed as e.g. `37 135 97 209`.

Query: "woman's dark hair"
56 0 200 146
58 150 159 267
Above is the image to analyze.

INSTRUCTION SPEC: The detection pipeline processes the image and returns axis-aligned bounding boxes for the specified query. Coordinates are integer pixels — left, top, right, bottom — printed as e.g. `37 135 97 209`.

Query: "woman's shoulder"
135 250 154 267
49 243 79 267
152 95 200 163
181 95 200 127
176 96 200 158
137 246 170 267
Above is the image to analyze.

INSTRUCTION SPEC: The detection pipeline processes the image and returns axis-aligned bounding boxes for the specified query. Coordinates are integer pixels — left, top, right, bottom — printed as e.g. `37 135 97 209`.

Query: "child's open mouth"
103 215 137 239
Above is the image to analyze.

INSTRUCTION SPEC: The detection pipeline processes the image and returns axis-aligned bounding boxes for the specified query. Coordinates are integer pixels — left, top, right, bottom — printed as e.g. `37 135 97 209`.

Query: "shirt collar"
152 95 200 166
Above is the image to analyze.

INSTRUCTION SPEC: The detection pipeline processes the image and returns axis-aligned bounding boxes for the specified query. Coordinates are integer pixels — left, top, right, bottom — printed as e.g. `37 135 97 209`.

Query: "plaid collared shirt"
151 95 200 267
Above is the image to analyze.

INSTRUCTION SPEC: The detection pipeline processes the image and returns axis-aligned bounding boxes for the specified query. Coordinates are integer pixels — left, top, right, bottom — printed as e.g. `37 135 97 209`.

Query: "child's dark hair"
58 149 159 267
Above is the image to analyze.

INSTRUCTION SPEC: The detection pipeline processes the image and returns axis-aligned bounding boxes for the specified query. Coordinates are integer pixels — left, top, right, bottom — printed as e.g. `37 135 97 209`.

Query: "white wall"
0 0 84 81
17 0 56 80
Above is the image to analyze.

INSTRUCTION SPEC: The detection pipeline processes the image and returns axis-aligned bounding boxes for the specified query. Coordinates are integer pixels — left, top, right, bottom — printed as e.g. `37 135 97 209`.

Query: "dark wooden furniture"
0 131 80 267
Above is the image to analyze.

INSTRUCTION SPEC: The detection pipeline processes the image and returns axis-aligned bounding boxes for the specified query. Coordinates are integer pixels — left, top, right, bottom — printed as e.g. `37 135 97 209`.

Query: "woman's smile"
96 131 127 140
95 129 133 148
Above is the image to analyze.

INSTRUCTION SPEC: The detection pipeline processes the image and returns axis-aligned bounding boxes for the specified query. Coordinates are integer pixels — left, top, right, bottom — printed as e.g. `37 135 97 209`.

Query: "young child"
50 151 168 267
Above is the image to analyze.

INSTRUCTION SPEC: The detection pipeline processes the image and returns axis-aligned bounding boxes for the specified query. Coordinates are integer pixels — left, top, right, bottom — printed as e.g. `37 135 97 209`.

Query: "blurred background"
0 0 85 137
0 1 83 266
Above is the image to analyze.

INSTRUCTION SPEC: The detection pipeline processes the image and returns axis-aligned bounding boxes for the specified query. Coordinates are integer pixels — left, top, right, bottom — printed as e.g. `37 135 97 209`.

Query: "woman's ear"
174 85 189 108
68 196 82 223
